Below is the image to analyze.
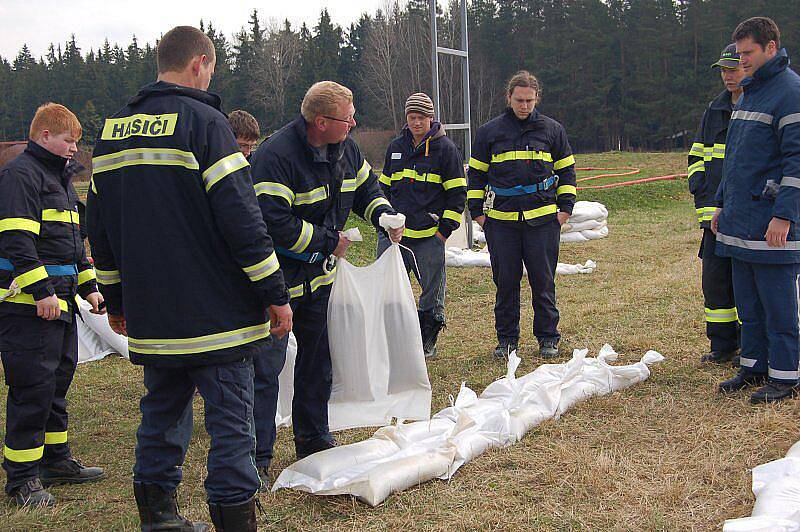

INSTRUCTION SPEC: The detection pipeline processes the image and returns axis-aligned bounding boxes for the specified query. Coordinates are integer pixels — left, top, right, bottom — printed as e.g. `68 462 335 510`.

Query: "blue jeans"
133 345 262 504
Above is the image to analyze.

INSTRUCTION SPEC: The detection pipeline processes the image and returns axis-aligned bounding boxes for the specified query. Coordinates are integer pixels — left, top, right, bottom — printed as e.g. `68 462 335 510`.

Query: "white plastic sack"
445 247 596 275
325 244 431 430
568 201 608 224
76 296 129 363
274 344 663 505
560 225 609 243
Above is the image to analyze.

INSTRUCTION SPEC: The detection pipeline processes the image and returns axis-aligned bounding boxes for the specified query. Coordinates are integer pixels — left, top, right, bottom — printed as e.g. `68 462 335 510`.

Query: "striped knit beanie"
405 92 435 118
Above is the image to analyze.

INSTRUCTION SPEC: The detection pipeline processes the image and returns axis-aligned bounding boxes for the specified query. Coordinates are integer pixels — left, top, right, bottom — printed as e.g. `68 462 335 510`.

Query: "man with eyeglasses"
248 81 403 488
228 109 260 159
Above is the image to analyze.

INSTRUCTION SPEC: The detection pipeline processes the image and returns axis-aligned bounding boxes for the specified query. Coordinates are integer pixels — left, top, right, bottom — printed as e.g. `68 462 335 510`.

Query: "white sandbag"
787 441 800 458
560 225 609 243
568 201 608 224
274 344 663 505
325 244 431 430
723 516 800 532
561 219 607 233
76 296 129 363
446 247 597 275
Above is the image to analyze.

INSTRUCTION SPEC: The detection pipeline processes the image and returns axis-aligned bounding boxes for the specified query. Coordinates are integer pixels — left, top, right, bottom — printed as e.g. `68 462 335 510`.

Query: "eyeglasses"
322 115 355 125
237 142 259 151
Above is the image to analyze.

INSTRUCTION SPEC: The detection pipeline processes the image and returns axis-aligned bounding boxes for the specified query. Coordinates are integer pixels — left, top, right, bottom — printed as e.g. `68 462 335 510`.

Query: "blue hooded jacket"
716 49 800 264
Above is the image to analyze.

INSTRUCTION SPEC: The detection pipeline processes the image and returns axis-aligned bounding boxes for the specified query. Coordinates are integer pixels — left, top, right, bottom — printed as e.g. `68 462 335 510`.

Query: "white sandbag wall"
445 247 596 275
561 201 609 243
723 442 800 531
273 344 664 506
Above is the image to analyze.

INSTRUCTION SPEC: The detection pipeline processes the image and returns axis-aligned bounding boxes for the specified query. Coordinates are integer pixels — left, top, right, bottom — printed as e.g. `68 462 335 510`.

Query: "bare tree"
359 2 402 130
251 19 302 128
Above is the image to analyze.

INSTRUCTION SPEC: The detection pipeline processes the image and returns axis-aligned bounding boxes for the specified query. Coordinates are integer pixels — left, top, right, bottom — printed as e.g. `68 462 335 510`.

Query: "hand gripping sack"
326 244 432 430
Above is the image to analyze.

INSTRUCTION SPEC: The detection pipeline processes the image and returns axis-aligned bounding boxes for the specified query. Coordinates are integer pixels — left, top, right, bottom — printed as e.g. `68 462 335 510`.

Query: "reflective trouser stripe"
739 357 758 368
769 367 800 381
44 431 68 445
705 307 738 323
128 323 270 355
4 444 44 462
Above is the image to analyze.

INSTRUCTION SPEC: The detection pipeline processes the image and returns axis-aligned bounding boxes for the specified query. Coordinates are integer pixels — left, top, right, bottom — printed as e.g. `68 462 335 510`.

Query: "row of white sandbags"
445 246 597 274
273 345 664 506
723 441 800 531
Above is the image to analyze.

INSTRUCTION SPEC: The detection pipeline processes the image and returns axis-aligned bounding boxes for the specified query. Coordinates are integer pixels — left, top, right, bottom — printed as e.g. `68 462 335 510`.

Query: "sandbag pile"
445 247 596 275
723 441 800 531
273 344 664 506
560 201 609 243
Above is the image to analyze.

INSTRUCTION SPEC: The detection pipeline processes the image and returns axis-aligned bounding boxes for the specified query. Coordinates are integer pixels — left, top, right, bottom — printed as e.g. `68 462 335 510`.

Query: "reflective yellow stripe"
356 160 372 188
689 142 705 158
442 177 467 190
0 218 40 234
90 176 98 194
688 160 705 177
42 210 79 224
295 186 327 206
254 182 295 205
95 268 121 285
442 209 462 223
553 155 576 170
365 197 391 222
243 252 280 282
403 226 438 238
491 150 553 164
389 168 442 184
701 143 726 161
0 289 68 311
77 268 96 285
557 185 577 196
128 323 271 355
288 269 336 300
705 307 738 323
379 173 392 186
92 148 199 174
3 444 44 463
486 209 520 221
696 207 716 223
467 189 486 200
522 204 558 220
289 221 314 253
44 431 67 445
14 266 48 289
203 152 249 192
468 157 489 172
341 178 357 193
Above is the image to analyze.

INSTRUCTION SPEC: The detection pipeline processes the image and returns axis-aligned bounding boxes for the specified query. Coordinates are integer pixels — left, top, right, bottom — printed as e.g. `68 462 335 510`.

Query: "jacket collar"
504 106 540 126
402 121 445 151
741 48 790 88
709 90 734 111
25 140 69 172
290 114 345 164
128 81 222 110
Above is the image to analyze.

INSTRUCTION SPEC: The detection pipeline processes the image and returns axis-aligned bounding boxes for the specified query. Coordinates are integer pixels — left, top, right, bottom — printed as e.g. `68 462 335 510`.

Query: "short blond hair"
301 81 353 122
29 102 82 140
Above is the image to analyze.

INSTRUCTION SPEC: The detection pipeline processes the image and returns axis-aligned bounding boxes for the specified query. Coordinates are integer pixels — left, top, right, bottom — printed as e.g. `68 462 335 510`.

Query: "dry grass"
3 152 798 531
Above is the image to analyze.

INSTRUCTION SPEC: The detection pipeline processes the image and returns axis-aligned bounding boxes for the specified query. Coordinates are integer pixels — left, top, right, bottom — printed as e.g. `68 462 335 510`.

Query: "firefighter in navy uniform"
688 44 745 366
0 103 105 508
87 27 291 531
467 71 577 360
378 92 466 359
249 81 403 487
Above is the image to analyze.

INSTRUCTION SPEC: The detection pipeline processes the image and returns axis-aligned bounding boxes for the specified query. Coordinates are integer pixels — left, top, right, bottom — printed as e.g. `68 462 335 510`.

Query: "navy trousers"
700 229 740 353
732 258 800 384
253 286 332 468
133 343 262 504
0 315 76 493
483 217 561 345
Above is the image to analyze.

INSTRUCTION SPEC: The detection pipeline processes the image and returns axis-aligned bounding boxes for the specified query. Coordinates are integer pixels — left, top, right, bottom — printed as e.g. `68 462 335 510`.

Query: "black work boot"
295 436 338 461
422 312 446 359
718 370 767 393
538 340 559 359
209 496 257 532
750 381 800 404
493 340 518 360
700 350 740 366
40 457 105 487
133 482 210 531
8 478 55 508
257 466 270 493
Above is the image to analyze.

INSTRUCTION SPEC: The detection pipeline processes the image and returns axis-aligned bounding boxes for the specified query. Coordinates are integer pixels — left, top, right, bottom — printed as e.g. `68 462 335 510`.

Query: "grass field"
4 152 799 531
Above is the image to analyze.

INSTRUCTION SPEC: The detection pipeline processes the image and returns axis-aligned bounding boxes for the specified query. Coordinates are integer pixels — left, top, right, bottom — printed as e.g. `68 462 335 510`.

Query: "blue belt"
0 258 78 276
275 247 326 264
489 175 558 196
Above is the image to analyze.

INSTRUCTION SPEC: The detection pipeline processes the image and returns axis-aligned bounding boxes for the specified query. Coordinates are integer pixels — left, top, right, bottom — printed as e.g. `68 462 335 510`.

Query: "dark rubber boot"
750 382 799 404
133 482 210 531
40 457 105 487
718 370 767 393
209 496 257 532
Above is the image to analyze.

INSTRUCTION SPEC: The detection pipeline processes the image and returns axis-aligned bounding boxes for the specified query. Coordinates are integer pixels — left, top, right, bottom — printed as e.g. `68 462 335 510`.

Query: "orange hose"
573 166 687 190
576 167 640 182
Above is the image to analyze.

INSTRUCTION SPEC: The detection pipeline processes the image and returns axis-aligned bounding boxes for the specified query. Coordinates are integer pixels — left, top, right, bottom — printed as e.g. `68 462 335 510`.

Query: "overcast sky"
0 0 391 60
